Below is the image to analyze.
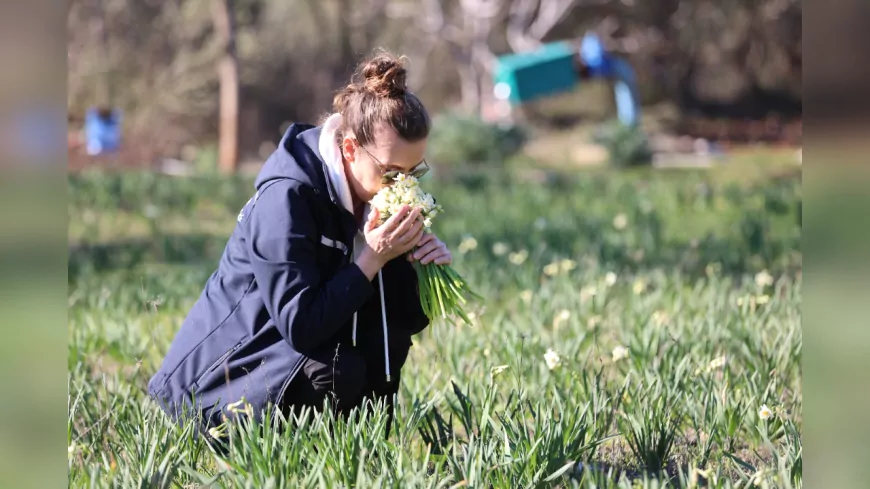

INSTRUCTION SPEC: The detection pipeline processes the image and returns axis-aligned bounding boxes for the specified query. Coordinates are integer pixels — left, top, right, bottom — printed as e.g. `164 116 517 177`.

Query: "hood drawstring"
377 270 392 382
351 270 391 383
321 113 392 383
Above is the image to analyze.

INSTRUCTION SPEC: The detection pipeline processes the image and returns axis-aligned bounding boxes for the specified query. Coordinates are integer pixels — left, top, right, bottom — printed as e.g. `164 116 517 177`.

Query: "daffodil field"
68 160 801 488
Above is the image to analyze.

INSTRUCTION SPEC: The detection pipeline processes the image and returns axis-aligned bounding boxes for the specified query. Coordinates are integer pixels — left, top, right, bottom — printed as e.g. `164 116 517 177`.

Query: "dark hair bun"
362 53 408 98
332 49 429 145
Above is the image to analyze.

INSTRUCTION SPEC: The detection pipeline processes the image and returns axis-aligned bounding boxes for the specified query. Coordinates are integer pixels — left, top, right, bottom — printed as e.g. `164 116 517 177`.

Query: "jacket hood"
254 123 340 204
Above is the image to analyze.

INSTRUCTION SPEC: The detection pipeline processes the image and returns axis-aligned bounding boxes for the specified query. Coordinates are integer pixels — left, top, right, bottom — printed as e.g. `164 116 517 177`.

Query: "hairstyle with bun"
332 50 430 146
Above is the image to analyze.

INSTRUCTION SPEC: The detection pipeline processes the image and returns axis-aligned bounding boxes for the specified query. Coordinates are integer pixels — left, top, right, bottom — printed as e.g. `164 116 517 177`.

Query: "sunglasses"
356 143 430 183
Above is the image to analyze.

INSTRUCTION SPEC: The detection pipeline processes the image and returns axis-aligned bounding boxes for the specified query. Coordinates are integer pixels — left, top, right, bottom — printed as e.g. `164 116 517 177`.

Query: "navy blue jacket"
147 123 430 429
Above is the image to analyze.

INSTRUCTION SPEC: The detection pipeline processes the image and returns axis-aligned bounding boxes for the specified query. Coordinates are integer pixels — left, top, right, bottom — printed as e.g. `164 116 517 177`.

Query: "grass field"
68 160 801 488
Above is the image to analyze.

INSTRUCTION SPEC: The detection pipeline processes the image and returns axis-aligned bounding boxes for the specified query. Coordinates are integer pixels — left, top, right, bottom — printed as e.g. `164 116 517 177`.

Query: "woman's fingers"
406 233 431 260
379 206 410 233
412 237 439 260
390 208 421 238
398 220 424 246
365 207 381 232
399 228 424 254
416 233 435 247
434 254 452 265
419 248 452 265
408 234 453 265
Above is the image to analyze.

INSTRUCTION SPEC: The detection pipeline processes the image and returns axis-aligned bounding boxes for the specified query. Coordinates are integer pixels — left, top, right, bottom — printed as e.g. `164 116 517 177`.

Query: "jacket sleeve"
247 182 374 354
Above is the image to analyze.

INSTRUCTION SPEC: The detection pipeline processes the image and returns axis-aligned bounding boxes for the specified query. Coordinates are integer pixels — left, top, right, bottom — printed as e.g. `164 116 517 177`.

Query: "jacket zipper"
195 340 244 388
276 359 305 405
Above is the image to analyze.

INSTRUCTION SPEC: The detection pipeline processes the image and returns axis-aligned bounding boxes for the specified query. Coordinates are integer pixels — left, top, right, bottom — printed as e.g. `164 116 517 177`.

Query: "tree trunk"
212 0 239 174
94 0 111 108
336 0 355 69
458 63 481 114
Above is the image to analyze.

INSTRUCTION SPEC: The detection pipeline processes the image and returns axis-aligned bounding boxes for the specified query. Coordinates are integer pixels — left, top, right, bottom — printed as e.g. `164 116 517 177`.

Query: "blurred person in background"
147 50 452 444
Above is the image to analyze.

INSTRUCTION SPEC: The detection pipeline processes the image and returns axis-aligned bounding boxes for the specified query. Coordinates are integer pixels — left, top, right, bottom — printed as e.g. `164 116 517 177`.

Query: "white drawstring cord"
378 269 391 383
352 311 358 347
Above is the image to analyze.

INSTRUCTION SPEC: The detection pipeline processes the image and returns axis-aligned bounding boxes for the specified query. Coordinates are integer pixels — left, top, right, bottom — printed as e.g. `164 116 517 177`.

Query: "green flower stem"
433 269 447 319
410 250 480 325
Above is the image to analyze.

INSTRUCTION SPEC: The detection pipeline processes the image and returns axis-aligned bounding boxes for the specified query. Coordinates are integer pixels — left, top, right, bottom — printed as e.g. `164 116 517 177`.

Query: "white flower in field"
758 404 773 420
509 249 529 265
560 259 577 272
544 348 561 370
691 468 711 484
226 398 246 414
543 262 561 276
611 345 630 362
751 470 766 487
632 279 646 295
483 348 490 357
490 365 509 378
208 423 228 439
226 397 253 417
613 213 628 230
520 289 533 303
492 242 509 256
458 236 478 254
756 294 770 305
755 270 774 287
605 272 617 286
68 443 77 456
651 310 670 327
553 309 571 329
580 286 597 302
708 355 727 371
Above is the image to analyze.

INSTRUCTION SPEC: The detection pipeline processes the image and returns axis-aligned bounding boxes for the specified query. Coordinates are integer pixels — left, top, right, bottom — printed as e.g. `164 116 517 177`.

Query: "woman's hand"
407 232 452 265
356 206 424 279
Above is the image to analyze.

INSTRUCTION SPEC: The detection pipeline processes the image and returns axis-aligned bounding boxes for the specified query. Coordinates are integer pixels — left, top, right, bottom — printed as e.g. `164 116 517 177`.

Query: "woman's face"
341 123 428 204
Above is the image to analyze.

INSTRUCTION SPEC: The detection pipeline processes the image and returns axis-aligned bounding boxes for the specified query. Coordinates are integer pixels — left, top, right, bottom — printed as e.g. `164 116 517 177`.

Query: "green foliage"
621 382 680 474
68 163 801 487
593 120 653 168
426 112 527 166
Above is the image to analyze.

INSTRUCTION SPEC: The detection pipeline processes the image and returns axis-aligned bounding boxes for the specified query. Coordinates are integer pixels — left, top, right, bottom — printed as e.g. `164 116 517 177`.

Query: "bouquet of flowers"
370 173 481 325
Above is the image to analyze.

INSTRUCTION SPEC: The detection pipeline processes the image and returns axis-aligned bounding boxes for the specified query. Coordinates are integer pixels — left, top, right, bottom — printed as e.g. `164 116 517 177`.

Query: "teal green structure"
492 34 641 126
492 41 577 104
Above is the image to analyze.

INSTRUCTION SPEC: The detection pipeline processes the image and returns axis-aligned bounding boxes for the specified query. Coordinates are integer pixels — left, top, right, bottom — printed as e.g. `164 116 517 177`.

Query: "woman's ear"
341 137 356 163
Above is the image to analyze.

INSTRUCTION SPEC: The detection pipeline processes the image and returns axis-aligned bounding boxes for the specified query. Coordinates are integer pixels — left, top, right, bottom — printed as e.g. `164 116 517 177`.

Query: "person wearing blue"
147 51 453 441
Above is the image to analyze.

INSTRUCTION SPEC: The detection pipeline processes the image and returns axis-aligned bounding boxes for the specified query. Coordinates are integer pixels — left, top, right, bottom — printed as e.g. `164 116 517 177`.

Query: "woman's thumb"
365 207 379 232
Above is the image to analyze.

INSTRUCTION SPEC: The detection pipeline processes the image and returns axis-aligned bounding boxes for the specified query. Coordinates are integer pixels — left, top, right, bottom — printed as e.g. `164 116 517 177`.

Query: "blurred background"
66 0 802 173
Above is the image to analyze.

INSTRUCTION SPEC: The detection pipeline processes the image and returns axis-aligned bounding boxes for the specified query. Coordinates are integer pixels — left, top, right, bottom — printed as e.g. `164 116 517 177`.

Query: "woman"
147 51 452 438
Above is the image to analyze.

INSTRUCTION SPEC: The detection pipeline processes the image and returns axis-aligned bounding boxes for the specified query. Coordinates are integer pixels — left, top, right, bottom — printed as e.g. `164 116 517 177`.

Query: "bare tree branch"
507 0 613 53
528 0 577 40
211 0 239 174
303 0 330 36
506 0 540 52
344 0 388 28
382 0 506 113
459 0 504 19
